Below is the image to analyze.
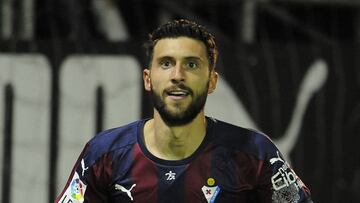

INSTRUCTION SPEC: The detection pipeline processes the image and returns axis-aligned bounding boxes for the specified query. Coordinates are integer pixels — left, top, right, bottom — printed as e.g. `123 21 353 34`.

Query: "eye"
160 60 173 69
186 61 199 69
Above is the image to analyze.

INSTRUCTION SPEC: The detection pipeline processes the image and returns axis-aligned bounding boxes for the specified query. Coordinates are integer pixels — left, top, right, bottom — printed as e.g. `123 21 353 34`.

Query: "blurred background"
0 0 360 202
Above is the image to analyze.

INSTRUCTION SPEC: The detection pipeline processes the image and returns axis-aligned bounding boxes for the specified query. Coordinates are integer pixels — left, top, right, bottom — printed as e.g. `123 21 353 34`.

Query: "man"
55 19 313 203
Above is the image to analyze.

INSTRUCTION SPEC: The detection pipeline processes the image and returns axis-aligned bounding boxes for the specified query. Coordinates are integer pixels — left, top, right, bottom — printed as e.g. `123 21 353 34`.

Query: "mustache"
164 84 193 95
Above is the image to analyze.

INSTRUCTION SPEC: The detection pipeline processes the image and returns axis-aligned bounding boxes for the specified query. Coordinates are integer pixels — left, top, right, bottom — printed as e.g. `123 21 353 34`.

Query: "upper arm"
54 144 112 203
255 149 313 203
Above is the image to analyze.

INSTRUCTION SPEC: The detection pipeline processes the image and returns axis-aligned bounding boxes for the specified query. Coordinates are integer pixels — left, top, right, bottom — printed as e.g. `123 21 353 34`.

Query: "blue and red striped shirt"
55 117 312 203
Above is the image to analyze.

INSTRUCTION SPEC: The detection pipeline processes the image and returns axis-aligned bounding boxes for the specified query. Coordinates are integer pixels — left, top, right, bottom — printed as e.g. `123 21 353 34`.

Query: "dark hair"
145 19 218 70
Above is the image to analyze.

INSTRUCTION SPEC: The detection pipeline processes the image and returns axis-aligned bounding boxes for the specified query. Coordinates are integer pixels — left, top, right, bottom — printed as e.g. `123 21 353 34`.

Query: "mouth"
165 87 192 101
167 90 189 96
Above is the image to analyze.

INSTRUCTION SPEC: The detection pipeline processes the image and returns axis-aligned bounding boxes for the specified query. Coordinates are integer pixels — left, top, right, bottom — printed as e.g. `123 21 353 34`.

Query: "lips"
166 89 190 96
164 86 192 100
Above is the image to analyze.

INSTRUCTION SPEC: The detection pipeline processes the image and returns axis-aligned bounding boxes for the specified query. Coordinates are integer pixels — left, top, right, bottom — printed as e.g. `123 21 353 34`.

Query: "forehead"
152 37 208 60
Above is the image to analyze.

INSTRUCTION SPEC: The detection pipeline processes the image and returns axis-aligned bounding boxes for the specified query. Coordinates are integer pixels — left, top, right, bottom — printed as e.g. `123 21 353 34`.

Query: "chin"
160 109 200 127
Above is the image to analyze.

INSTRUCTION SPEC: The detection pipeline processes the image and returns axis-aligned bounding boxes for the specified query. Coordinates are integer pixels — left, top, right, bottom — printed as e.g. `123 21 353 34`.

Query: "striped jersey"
55 117 312 203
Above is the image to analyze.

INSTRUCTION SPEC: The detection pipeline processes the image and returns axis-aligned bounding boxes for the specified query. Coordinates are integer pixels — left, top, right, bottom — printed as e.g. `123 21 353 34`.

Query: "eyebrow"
156 56 173 62
184 56 203 62
156 56 204 62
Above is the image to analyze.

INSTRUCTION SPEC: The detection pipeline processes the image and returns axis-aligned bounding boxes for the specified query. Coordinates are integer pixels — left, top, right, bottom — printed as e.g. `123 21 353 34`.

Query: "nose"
170 64 185 83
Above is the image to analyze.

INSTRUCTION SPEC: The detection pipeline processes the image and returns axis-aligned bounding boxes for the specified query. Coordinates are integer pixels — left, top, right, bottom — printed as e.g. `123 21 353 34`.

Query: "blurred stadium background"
1 0 360 202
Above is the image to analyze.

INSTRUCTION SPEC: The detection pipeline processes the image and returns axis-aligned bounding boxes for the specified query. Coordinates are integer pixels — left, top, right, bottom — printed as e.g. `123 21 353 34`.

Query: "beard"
151 82 209 126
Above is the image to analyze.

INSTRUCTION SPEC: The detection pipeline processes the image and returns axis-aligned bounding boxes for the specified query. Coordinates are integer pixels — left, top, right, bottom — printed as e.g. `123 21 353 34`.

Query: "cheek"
149 71 164 87
149 78 163 92
191 81 209 96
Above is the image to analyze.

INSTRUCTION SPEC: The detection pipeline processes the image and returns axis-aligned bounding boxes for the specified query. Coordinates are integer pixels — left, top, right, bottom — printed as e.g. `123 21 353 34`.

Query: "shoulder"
208 117 278 161
84 120 143 166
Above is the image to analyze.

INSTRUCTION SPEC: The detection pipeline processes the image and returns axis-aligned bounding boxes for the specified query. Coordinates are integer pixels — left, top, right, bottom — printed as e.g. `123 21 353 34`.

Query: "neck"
143 110 207 160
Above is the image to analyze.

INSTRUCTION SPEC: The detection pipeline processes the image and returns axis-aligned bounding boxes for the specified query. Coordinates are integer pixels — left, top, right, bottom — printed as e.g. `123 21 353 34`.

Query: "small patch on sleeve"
58 172 87 203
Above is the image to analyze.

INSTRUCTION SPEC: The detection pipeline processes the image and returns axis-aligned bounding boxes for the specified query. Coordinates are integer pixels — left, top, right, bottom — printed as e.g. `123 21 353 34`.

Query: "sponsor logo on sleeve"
59 172 87 203
270 151 301 203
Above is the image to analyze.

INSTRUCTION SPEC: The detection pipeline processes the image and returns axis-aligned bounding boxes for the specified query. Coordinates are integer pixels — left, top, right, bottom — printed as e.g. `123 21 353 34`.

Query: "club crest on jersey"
201 178 220 203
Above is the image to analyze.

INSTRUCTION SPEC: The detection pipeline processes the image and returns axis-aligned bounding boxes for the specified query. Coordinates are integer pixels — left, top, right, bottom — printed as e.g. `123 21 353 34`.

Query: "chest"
109 149 260 203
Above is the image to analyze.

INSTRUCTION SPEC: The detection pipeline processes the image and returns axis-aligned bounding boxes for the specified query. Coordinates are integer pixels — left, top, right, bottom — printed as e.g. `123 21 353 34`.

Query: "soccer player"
55 19 313 203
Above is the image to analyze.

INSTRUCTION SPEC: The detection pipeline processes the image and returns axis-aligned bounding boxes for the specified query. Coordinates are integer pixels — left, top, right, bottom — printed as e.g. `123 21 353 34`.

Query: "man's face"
143 37 217 126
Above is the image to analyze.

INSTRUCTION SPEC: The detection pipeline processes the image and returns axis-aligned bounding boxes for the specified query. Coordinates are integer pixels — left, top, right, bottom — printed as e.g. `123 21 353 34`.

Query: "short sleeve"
54 143 112 203
255 149 313 203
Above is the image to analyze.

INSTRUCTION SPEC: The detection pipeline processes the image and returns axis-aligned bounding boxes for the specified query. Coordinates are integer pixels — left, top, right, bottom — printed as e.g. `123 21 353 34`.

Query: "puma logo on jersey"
81 159 88 176
270 151 285 165
115 184 136 201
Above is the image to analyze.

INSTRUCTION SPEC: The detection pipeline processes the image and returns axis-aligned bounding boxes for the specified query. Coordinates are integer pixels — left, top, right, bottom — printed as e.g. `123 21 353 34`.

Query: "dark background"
1 0 360 202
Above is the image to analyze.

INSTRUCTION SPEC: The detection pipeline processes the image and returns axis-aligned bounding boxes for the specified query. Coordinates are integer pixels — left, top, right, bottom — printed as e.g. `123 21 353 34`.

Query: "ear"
143 68 152 91
208 71 218 94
